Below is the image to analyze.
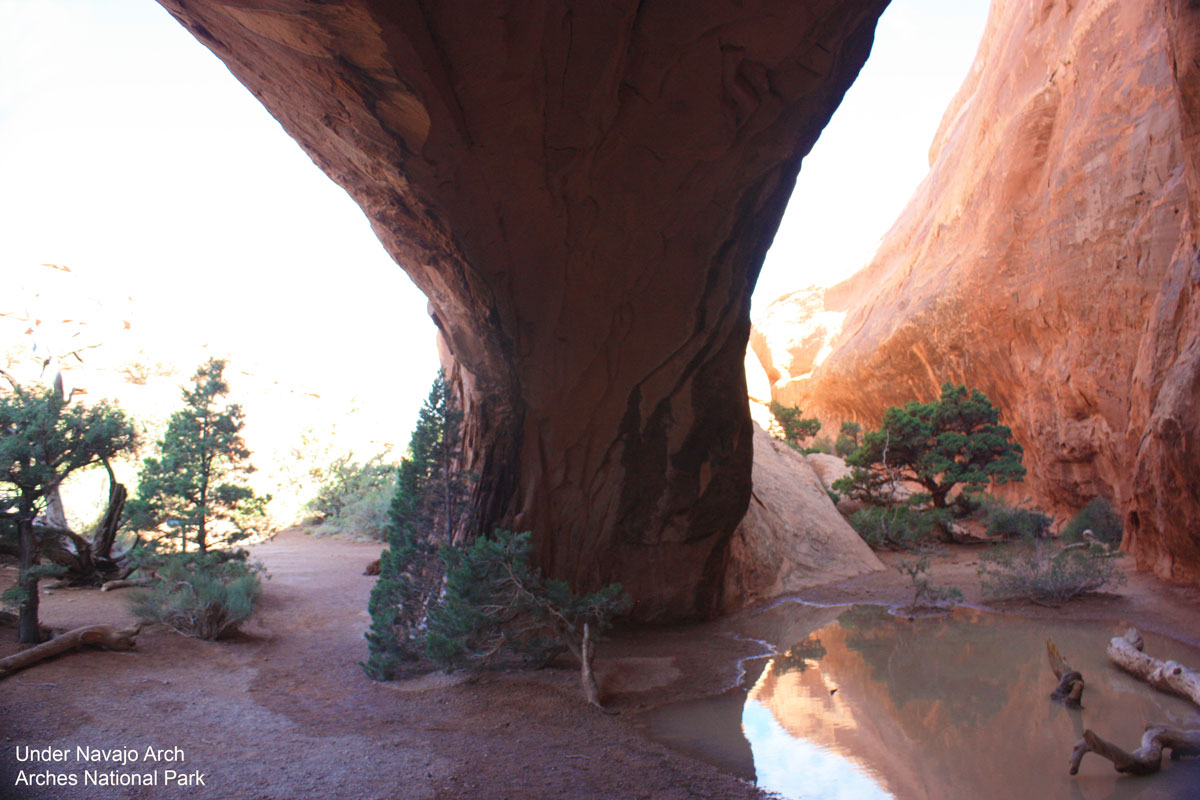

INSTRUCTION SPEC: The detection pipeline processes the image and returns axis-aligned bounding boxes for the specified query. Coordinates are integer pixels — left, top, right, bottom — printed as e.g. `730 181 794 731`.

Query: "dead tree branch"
1070 725 1200 775
1108 627 1200 707
1046 638 1085 707
0 624 140 679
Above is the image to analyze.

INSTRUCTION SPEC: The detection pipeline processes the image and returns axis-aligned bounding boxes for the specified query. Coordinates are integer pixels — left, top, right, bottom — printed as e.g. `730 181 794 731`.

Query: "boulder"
723 425 883 610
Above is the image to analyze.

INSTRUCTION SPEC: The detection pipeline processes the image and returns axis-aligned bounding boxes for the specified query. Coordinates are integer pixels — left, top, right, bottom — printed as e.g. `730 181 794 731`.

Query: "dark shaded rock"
158 0 890 618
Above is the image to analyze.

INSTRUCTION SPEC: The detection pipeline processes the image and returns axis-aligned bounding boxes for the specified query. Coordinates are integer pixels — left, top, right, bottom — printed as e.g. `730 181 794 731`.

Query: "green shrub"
130 550 265 639
804 436 835 455
835 421 862 458
769 402 821 449
849 504 949 550
895 555 962 616
306 456 396 524
1061 497 1122 547
977 540 1124 606
983 497 1053 540
309 484 393 540
425 530 630 672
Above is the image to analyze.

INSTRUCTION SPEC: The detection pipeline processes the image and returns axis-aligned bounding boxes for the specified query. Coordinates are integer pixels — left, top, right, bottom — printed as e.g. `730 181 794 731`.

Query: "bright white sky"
0 0 988 440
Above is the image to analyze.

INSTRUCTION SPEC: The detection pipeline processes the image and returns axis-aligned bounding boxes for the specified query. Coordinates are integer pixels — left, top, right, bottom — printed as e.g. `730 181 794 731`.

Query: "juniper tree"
425 529 629 708
0 382 136 642
769 401 821 449
363 370 468 679
835 383 1025 509
127 359 266 553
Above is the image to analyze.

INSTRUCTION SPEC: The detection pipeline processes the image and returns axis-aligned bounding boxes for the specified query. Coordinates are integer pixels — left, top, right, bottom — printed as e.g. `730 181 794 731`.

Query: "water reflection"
646 604 1200 800
743 698 893 800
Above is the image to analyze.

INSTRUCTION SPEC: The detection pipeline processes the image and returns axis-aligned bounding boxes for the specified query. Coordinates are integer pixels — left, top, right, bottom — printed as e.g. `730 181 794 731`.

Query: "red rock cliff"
787 0 1200 585
157 1 891 618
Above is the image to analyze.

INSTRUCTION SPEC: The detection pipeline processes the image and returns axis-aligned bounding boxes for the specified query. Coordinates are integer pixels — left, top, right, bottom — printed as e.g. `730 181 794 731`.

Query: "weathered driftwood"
1070 725 1200 775
1046 638 1084 707
1108 627 1200 707
100 577 155 592
0 624 140 679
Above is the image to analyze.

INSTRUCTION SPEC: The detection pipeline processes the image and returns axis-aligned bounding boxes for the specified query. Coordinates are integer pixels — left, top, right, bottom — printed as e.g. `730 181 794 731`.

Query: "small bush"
769 402 821 449
834 421 862 457
309 484 393 540
1061 497 1122 547
977 540 1124 606
849 505 949 550
804 436 835 455
895 554 962 616
130 551 265 639
983 497 1053 540
307 456 396 524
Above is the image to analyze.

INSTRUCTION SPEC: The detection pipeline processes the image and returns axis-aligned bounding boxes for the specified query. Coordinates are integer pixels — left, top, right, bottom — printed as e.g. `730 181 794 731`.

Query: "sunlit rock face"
157 0 891 618
749 286 845 407
777 0 1200 586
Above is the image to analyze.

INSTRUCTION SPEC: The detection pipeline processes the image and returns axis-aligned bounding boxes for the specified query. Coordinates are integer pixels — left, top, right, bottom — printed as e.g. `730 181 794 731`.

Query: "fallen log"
1107 627 1200 707
100 578 155 592
0 624 140 679
1070 725 1200 775
1046 638 1084 707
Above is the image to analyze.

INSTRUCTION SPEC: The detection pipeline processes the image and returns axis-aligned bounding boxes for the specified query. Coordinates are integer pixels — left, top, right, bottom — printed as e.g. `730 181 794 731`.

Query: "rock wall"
780 0 1200 585
157 0 891 618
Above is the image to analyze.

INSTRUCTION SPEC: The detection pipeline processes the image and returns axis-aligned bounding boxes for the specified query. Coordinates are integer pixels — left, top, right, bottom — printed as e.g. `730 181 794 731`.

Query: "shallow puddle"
640 604 1200 800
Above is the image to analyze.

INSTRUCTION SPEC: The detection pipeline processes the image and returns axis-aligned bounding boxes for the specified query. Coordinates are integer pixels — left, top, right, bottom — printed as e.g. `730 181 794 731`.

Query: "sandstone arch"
158 0 890 618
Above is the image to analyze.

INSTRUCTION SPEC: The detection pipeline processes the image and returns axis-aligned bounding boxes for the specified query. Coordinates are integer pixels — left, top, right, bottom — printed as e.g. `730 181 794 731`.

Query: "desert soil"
2 530 1199 800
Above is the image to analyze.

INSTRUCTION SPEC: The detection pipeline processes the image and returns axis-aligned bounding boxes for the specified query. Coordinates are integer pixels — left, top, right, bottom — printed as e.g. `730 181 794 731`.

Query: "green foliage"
977 540 1125 606
306 453 396 540
832 465 897 507
769 402 821 449
804 436 835 456
425 530 630 672
1061 497 1123 547
0 384 136 510
127 359 267 553
895 554 962 615
835 421 862 457
306 455 396 524
848 504 950 550
129 549 264 639
0 382 136 640
844 383 1025 509
982 496 1054 540
363 370 469 680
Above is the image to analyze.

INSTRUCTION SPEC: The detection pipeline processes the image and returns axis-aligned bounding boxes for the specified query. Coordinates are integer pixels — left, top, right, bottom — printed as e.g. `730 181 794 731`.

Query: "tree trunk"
0 624 140 679
16 512 43 644
1046 638 1085 707
91 460 127 563
1107 628 1200 706
1070 725 1200 775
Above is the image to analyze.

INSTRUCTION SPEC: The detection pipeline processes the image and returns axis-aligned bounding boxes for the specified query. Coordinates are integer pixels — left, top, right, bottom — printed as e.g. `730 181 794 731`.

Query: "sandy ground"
0 530 765 800
2 530 1198 800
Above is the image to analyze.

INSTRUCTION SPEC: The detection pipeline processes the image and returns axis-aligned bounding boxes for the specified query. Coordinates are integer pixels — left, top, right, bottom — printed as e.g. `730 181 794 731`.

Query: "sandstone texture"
158 1 891 618
758 0 1200 586
749 285 845 407
723 425 882 610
